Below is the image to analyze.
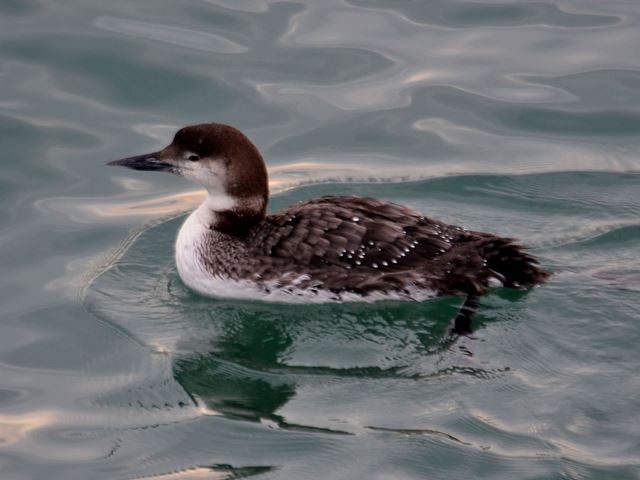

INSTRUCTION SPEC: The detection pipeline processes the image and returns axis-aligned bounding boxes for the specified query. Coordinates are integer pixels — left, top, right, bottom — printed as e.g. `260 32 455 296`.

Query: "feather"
215 196 551 296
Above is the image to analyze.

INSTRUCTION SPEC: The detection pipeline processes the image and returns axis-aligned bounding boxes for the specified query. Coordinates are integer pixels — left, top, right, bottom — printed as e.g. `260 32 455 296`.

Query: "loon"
108 123 549 333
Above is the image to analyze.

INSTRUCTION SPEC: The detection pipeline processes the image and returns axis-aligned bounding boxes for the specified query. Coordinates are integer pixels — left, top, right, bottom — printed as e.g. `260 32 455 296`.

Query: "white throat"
175 191 236 296
175 190 266 296
193 191 238 227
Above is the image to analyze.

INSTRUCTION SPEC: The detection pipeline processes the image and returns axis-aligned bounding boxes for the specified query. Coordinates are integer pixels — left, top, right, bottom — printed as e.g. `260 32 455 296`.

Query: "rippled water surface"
2 1 640 479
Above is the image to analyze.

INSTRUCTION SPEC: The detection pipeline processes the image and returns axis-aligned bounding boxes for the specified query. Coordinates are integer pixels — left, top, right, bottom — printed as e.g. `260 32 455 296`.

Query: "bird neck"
195 191 266 236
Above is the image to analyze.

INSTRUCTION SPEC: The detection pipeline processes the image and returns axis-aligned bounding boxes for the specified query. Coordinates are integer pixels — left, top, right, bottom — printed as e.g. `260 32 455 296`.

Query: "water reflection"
171 297 462 425
4 0 640 476
94 16 249 54
346 0 619 28
78 170 640 478
0 410 57 447
130 465 273 480
86 181 530 431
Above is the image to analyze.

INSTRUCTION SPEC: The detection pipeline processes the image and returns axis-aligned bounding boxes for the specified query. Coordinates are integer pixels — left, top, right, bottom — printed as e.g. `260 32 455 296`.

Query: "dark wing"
246 196 473 294
246 196 549 296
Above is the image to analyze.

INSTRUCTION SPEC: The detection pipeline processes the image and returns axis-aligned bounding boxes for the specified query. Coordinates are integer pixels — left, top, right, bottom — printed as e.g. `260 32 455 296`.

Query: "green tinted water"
1 1 639 479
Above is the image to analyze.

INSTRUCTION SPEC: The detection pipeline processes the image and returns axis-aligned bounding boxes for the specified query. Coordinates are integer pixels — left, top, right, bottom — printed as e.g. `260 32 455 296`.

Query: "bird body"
109 123 549 309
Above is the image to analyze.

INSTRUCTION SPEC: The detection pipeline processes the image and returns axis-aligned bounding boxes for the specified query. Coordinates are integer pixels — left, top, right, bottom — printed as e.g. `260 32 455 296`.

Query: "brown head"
109 123 269 230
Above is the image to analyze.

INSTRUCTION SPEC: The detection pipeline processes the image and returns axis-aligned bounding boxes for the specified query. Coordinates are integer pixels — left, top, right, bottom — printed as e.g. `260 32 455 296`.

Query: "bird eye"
188 154 200 162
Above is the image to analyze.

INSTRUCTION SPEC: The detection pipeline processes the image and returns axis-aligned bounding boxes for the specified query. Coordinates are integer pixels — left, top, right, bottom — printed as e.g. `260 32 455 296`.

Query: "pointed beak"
107 151 173 172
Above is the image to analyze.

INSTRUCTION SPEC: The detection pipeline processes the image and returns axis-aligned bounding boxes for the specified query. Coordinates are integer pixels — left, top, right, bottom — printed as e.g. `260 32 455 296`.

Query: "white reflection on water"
94 16 248 54
0 410 57 447
132 468 230 480
36 142 628 225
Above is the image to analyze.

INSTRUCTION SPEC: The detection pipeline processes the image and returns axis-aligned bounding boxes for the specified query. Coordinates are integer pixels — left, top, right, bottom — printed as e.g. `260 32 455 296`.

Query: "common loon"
109 123 549 333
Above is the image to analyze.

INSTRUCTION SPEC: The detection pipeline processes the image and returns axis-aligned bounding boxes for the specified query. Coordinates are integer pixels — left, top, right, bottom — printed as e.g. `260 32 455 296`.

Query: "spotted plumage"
197 195 548 299
109 123 549 314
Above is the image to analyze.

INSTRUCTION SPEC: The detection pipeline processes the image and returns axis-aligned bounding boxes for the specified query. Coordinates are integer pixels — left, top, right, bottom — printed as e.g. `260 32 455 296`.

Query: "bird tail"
440 237 549 335
479 237 550 289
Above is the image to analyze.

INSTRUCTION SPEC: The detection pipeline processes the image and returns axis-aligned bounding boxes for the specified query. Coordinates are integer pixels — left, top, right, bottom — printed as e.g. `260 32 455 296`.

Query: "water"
1 1 639 478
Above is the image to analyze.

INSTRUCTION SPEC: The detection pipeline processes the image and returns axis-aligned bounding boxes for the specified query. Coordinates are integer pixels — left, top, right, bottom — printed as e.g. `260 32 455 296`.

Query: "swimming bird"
108 123 549 333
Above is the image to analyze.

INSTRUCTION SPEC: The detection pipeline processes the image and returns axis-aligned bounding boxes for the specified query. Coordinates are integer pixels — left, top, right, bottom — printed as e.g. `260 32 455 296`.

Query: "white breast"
174 203 263 300
175 208 217 297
